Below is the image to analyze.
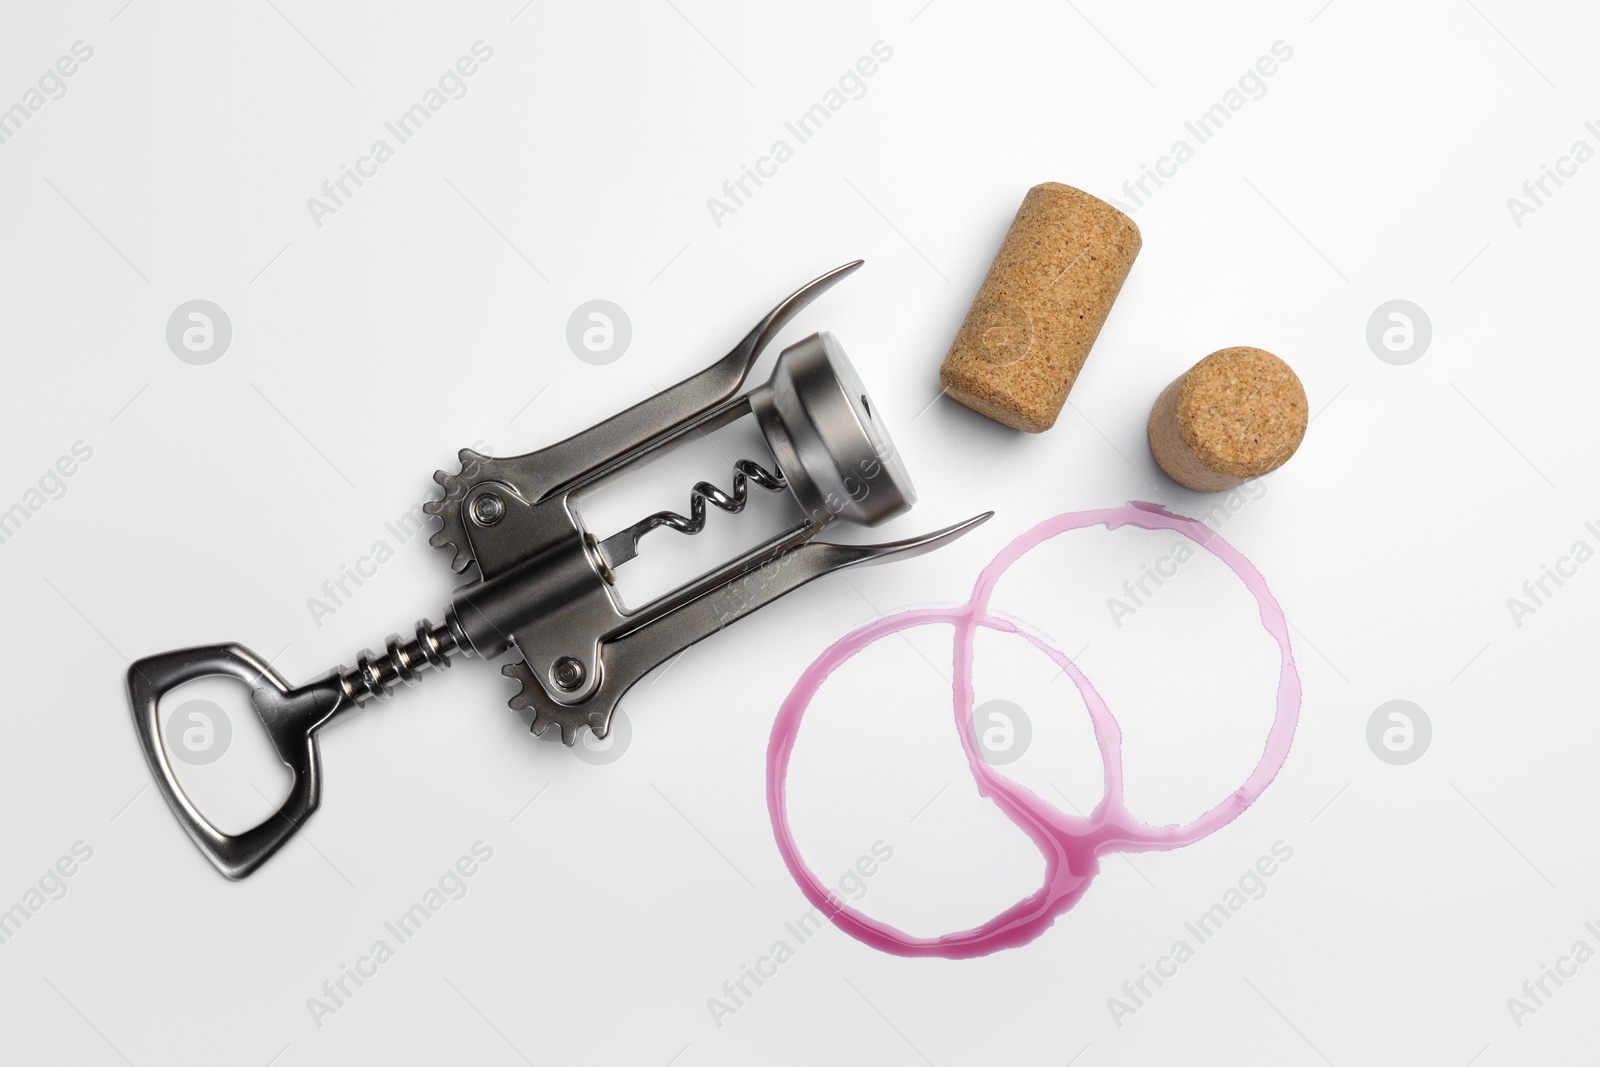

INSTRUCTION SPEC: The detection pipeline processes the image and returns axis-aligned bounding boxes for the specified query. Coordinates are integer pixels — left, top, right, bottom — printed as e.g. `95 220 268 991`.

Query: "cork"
939 183 1141 433
1147 347 1308 492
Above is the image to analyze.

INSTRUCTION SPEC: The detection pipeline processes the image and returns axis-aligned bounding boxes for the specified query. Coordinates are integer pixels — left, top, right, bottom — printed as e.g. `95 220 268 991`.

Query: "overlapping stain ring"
767 502 1302 958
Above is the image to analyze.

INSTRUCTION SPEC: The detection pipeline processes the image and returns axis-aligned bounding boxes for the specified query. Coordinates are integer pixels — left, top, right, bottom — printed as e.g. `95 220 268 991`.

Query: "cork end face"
940 365 1055 433
1175 347 1308 480
1029 182 1144 254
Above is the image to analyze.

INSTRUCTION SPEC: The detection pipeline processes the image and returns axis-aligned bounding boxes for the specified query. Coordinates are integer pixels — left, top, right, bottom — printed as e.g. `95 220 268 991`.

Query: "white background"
1 1 1595 1064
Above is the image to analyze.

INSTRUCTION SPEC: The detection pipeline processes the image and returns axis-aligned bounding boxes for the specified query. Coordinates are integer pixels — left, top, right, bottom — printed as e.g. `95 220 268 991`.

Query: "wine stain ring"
767 501 1302 958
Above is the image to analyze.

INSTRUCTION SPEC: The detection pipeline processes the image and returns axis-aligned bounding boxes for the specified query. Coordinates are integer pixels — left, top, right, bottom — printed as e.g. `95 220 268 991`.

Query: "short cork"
1147 347 1308 492
939 183 1141 433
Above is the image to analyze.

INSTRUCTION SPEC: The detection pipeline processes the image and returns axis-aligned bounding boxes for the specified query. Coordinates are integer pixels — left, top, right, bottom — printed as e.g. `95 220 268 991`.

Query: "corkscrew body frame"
126 261 990 879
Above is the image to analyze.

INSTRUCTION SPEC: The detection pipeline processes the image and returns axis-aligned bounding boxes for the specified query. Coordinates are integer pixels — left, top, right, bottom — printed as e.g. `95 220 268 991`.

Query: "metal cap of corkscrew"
749 331 915 529
596 330 915 569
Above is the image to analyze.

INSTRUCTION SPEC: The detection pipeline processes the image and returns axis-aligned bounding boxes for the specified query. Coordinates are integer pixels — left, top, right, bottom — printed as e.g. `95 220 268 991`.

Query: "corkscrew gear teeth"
423 448 490 574
503 660 606 745
125 261 990 880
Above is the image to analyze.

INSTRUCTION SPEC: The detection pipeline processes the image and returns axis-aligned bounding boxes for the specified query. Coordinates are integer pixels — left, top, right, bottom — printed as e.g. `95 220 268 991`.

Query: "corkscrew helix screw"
596 458 788 569
126 261 992 879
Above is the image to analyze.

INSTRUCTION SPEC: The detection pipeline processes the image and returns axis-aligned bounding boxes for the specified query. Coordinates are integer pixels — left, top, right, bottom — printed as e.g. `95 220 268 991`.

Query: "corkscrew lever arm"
493 260 865 504
506 512 993 743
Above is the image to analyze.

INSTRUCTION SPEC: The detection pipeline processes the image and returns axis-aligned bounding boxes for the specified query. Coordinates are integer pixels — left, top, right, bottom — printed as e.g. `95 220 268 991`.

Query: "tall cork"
939 183 1141 433
1147 347 1308 492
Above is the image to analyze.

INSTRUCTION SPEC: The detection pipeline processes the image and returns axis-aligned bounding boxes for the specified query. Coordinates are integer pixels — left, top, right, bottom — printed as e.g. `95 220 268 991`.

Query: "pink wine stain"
767 502 1301 959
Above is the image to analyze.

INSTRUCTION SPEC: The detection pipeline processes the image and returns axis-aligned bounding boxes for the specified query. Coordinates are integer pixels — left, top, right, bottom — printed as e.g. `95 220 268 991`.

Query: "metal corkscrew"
126 261 990 879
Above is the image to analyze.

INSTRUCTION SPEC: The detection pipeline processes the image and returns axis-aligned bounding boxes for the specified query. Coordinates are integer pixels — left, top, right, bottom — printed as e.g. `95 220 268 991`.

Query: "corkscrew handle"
126 644 352 880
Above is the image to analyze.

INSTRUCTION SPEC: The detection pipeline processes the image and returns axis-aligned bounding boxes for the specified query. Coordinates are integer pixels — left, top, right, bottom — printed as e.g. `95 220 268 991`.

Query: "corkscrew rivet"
471 493 505 526
552 657 586 690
